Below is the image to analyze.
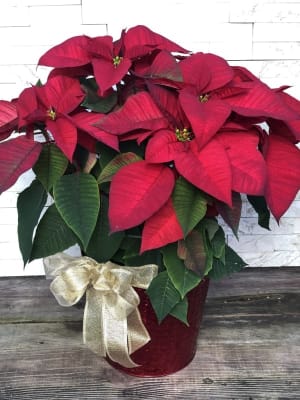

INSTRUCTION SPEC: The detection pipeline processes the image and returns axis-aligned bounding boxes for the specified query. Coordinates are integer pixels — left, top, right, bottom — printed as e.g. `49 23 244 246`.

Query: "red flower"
178 53 234 150
39 25 188 97
17 75 85 160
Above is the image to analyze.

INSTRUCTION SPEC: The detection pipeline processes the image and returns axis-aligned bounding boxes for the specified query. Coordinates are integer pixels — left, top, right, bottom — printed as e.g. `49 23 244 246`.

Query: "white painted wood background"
0 0 300 276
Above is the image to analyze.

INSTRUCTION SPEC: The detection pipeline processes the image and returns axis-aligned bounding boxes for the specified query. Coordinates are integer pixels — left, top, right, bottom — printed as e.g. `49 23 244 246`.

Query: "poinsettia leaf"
263 135 300 220
121 234 163 266
208 245 247 280
145 129 183 164
33 143 69 191
217 130 266 195
92 57 132 97
109 161 175 232
216 192 242 238
180 52 233 92
98 152 142 184
0 100 17 133
0 136 42 194
228 81 298 120
247 195 270 230
124 25 189 60
140 198 183 253
95 91 168 134
86 194 124 262
211 226 226 261
147 50 183 82
30 204 78 260
81 77 118 112
175 139 232 206
72 112 119 151
38 35 91 68
146 270 181 323
36 75 84 115
162 243 201 299
179 91 231 150
183 230 212 277
199 217 220 241
172 177 207 237
53 172 100 250
17 179 47 265
47 118 77 162
170 296 189 326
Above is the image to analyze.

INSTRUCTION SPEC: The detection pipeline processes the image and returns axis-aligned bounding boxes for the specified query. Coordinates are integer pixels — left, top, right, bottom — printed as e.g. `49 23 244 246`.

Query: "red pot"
107 278 209 377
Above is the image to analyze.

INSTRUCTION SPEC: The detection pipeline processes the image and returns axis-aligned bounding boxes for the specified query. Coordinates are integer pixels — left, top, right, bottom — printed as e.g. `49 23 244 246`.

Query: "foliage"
0 25 300 323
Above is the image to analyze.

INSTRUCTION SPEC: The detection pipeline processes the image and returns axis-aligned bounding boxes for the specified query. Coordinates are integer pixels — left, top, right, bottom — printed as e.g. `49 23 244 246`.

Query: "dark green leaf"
81 78 117 113
170 296 189 326
147 271 181 323
208 245 248 280
199 218 220 241
211 226 226 261
162 243 201 298
86 194 124 262
98 144 118 170
54 172 100 250
98 152 142 184
247 195 270 230
33 144 68 191
17 179 47 265
30 204 78 261
172 177 207 237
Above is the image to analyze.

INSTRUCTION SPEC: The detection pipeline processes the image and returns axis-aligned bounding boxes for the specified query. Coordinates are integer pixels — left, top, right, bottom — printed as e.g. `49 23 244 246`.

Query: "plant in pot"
0 25 300 377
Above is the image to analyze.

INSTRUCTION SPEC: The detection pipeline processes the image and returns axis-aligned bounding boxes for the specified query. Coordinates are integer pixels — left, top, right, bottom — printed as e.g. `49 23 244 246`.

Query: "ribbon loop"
43 253 158 368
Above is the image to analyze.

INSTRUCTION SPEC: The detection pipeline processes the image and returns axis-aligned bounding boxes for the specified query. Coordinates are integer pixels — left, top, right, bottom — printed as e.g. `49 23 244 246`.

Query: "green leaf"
147 271 181 323
208 245 248 280
30 204 78 261
172 177 207 237
247 195 270 230
98 152 142 184
199 218 220 241
193 218 226 275
17 179 47 265
170 296 189 326
162 243 201 298
81 78 117 113
54 173 100 250
33 144 68 191
86 194 124 262
211 226 226 261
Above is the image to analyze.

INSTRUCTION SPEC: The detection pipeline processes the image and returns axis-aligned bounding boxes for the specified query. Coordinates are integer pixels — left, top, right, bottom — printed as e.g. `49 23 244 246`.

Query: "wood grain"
0 267 299 399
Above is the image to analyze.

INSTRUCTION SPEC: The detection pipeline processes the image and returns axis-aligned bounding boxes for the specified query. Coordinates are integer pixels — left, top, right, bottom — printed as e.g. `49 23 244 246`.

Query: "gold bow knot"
43 253 158 368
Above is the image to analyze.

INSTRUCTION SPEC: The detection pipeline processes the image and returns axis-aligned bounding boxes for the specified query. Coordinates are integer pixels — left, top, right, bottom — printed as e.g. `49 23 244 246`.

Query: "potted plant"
0 25 299 377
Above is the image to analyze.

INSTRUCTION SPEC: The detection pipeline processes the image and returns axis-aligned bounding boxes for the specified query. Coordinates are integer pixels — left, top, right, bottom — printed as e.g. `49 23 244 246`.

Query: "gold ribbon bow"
43 253 158 368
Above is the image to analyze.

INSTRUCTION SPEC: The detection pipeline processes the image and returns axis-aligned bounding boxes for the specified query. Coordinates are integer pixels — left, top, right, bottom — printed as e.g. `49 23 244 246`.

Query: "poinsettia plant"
0 25 300 323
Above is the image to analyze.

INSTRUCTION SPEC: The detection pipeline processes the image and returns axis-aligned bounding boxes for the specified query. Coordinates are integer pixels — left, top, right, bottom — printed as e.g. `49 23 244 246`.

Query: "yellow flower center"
175 128 194 142
113 55 123 67
47 107 56 120
199 94 209 103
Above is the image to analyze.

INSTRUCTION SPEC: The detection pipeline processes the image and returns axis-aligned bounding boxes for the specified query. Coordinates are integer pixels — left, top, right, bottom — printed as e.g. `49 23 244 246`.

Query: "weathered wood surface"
0 267 299 400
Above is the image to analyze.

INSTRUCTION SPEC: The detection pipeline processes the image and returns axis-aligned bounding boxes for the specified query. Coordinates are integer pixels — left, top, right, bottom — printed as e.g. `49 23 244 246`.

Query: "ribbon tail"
83 288 106 356
104 303 140 368
127 309 151 354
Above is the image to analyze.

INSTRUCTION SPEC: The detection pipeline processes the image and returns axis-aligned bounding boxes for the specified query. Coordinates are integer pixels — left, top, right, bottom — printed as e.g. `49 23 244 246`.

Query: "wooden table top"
0 267 299 399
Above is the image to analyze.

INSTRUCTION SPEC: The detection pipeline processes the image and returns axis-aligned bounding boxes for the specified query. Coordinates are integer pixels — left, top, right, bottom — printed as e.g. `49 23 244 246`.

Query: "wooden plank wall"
0 267 299 399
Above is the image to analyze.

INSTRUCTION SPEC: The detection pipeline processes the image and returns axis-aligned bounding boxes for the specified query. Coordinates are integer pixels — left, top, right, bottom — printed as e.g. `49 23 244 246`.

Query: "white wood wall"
0 0 300 275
